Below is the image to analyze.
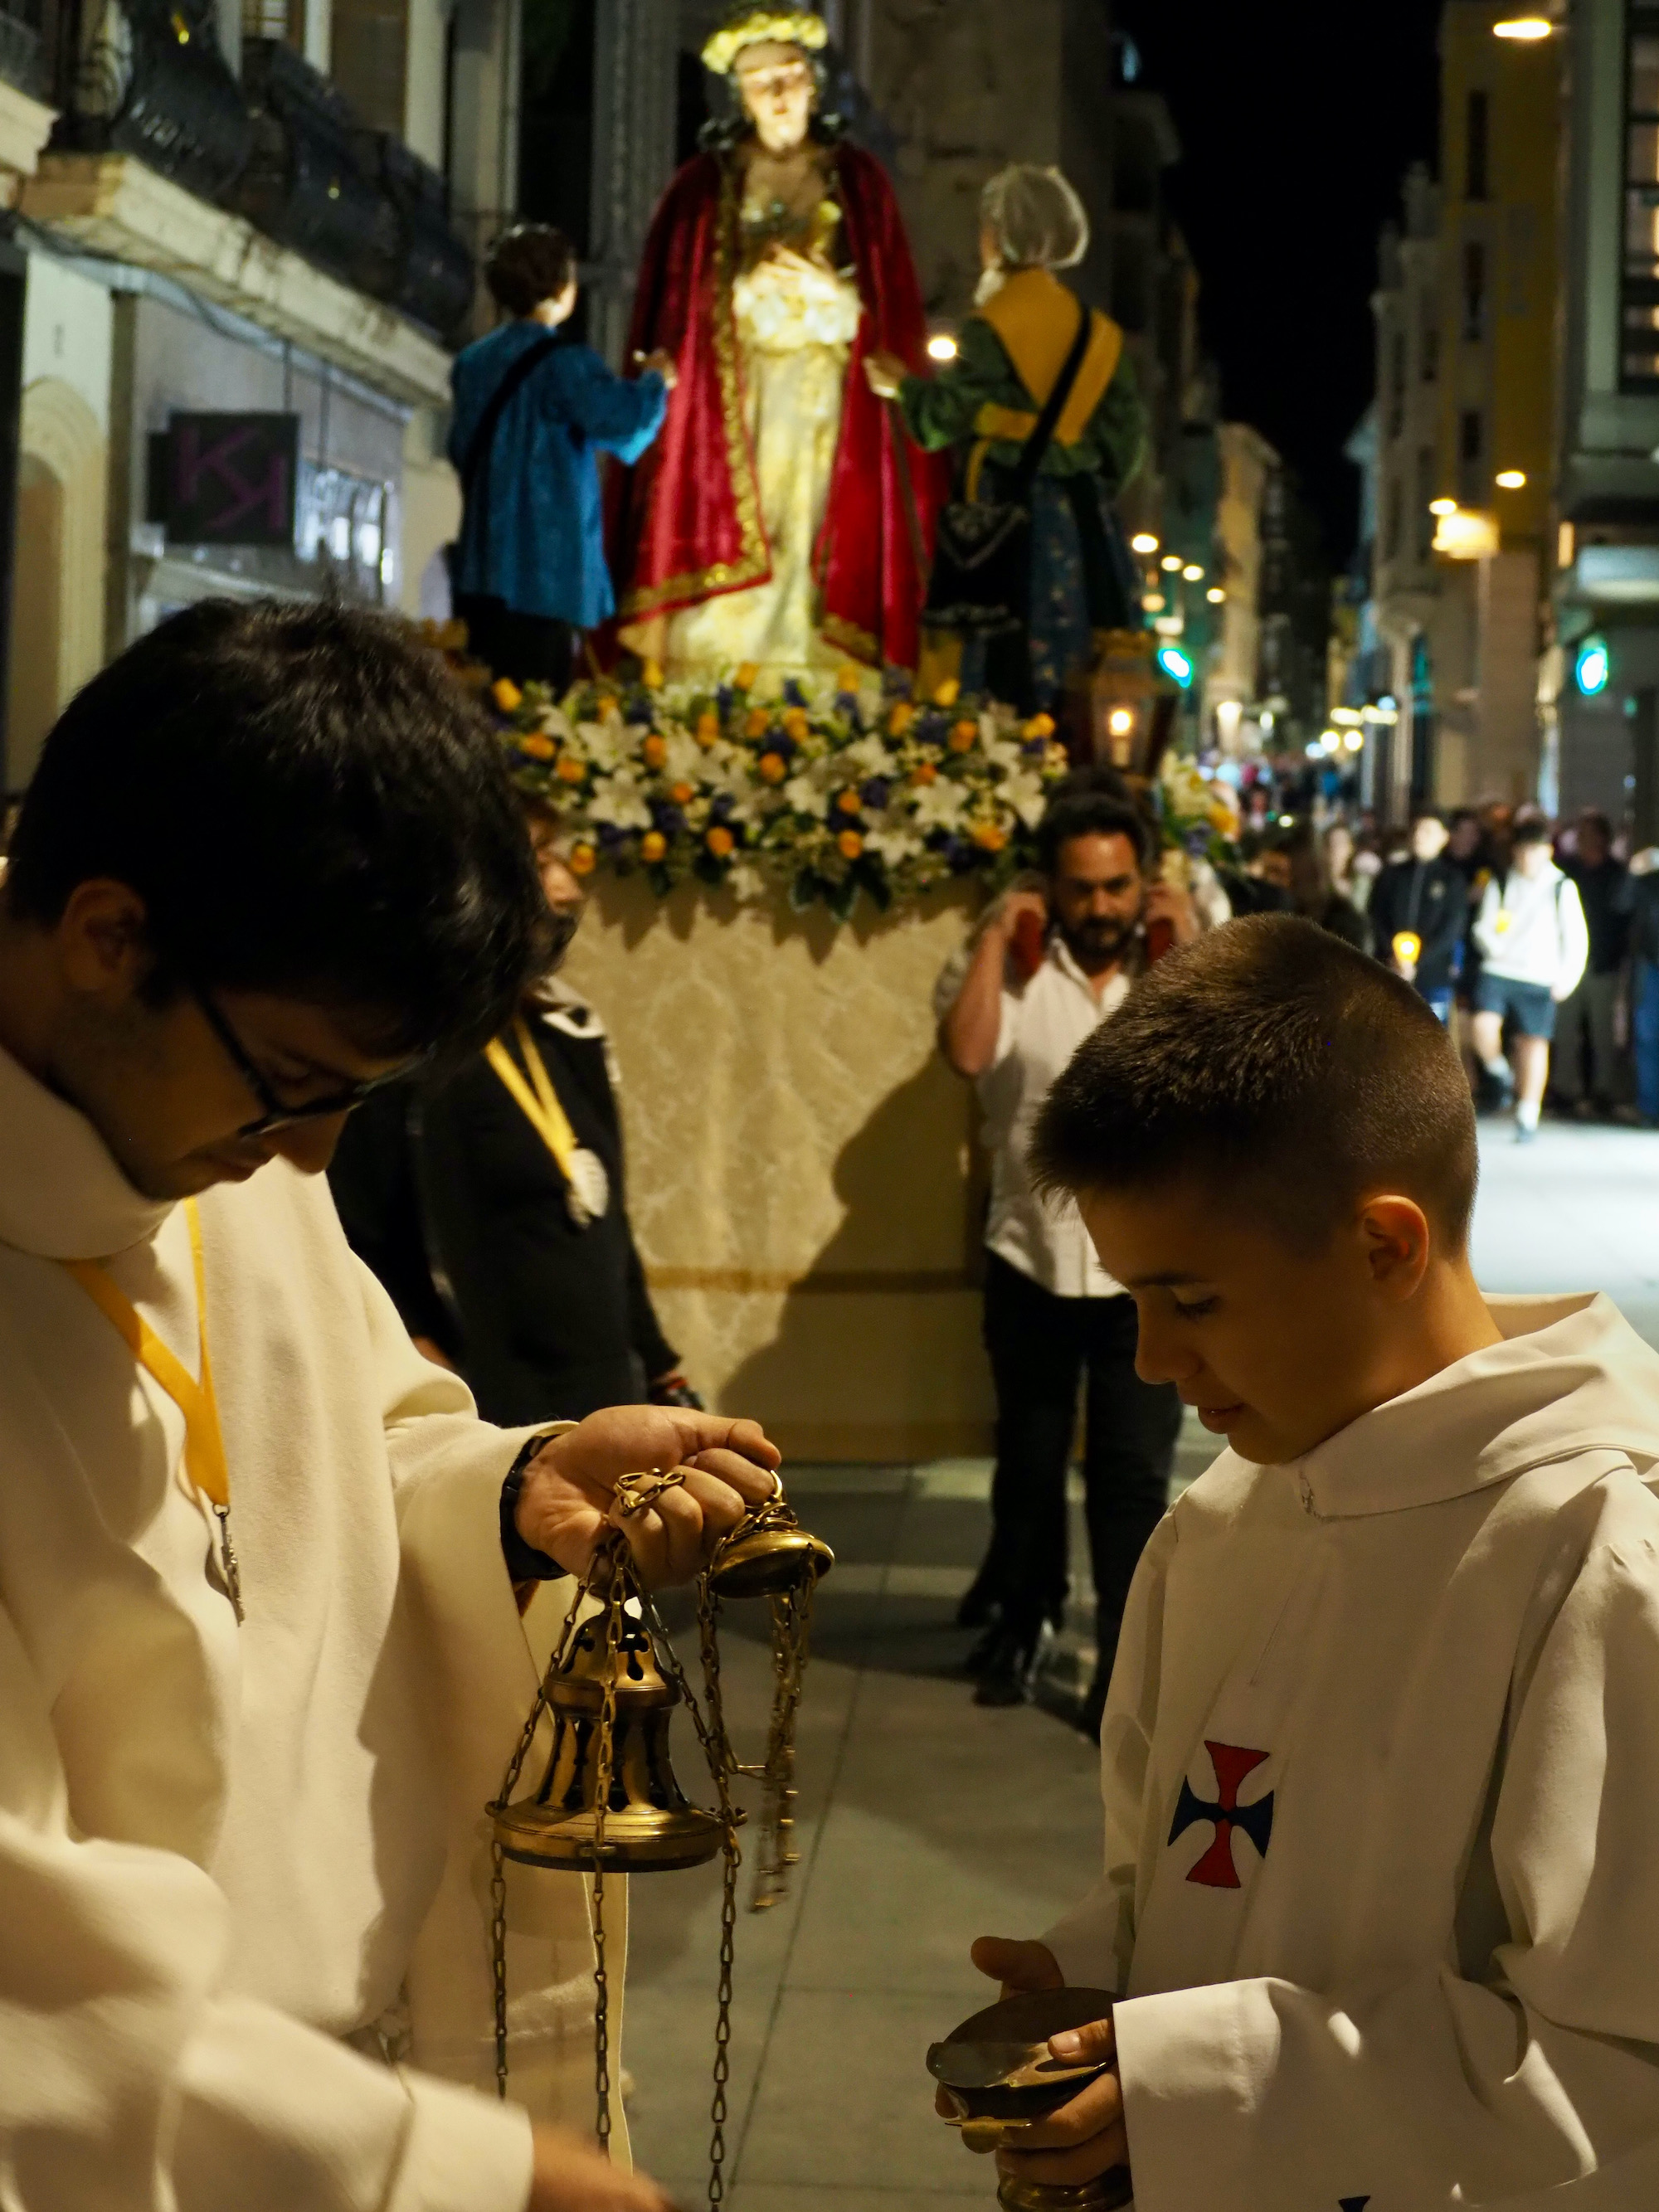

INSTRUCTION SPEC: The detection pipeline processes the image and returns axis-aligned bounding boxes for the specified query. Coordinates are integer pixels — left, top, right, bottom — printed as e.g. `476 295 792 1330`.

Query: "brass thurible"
928 1988 1132 2212
488 1467 833 2208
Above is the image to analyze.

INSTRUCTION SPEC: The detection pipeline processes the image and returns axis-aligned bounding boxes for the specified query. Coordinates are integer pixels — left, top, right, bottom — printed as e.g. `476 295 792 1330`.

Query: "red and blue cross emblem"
1168 1741 1275 1888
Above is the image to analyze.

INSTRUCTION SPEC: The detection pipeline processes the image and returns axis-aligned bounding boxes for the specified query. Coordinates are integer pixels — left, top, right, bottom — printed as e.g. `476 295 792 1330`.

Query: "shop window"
1466 90 1490 202
1623 8 1659 391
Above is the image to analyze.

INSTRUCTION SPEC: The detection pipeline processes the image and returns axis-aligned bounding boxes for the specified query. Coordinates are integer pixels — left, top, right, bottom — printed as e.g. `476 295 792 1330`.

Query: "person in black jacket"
1554 809 1631 1118
328 806 696 1422
1368 805 1467 1023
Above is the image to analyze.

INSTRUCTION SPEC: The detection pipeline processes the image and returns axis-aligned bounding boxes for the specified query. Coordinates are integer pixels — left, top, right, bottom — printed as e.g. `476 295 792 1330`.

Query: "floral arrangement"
491 662 1073 921
1158 753 1243 870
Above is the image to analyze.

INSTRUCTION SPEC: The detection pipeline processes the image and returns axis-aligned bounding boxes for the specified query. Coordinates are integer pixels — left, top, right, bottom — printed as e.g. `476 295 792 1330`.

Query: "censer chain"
489 1535 622 2102
639 1592 742 2209
588 1542 626 2157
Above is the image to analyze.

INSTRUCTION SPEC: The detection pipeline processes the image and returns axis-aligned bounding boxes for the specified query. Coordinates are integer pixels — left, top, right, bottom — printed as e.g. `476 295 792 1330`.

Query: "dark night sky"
1116 0 1448 558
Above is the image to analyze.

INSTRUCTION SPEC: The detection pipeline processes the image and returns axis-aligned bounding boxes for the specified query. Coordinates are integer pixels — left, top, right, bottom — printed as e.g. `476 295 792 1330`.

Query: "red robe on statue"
606 141 946 673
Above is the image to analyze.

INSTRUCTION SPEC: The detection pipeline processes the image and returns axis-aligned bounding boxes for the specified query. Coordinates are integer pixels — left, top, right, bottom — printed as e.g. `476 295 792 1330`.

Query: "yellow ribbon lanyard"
485 1015 581 1185
61 1198 243 1621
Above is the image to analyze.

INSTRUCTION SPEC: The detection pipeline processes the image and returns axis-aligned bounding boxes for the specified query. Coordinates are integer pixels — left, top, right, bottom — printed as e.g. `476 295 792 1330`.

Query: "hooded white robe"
1044 1291 1659 2211
0 1039 620 2212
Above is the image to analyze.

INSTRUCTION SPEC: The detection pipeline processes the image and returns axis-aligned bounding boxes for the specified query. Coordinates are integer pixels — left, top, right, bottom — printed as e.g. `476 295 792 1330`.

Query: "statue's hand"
864 348 908 400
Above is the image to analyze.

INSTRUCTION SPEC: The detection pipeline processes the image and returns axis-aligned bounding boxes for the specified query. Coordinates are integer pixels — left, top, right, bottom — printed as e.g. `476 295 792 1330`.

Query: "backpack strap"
460 333 569 495
1010 302 1094 500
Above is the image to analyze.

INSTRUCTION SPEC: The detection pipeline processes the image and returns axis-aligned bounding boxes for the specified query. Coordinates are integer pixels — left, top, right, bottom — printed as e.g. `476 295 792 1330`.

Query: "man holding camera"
936 788 1195 1729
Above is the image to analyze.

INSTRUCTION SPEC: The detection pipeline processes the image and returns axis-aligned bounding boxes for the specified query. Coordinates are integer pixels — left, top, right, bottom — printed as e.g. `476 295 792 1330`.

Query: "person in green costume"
867 164 1148 711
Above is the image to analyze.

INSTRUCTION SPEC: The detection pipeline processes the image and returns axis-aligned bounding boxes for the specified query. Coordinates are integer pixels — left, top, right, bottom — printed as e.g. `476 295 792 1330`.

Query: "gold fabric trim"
819 608 879 665
973 269 1123 448
620 158 771 622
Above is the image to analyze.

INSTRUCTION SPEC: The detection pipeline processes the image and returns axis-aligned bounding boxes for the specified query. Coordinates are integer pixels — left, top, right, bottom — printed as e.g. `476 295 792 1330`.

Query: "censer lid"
927 1988 1118 2093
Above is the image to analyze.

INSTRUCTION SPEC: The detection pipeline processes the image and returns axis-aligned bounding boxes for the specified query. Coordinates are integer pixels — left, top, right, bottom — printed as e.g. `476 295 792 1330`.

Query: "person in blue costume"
449 225 677 688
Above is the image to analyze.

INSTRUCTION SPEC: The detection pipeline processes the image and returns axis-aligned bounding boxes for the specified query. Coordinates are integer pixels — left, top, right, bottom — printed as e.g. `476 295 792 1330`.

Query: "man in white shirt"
937 786 1197 1726
0 598 778 2212
1470 814 1590 1141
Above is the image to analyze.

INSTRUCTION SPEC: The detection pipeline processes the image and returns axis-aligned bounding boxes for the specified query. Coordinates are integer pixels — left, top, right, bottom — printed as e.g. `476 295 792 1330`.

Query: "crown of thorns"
701 8 829 75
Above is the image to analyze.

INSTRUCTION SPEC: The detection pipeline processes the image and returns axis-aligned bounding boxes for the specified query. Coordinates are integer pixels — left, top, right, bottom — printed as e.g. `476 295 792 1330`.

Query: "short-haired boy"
951 914 1659 2208
449 223 677 688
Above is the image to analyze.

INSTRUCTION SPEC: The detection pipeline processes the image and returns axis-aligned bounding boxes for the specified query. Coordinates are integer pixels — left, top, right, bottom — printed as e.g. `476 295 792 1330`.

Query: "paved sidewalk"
620 1121 1659 2210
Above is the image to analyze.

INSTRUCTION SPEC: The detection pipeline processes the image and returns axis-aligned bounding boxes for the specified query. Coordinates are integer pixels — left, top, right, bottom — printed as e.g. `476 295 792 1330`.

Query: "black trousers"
982 1252 1181 1668
455 594 575 691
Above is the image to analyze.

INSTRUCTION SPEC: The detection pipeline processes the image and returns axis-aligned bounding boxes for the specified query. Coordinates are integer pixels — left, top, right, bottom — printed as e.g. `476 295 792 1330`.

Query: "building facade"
1553 0 1659 841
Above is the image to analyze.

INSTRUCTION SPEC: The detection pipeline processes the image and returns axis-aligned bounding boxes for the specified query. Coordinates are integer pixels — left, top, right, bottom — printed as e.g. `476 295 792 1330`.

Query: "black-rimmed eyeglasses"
192 984 423 1140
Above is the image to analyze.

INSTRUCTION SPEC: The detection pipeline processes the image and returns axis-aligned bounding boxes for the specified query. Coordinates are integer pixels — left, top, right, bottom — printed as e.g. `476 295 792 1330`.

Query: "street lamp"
1182 564 1204 581
1160 554 1182 572
1206 586 1226 604
1131 532 1160 555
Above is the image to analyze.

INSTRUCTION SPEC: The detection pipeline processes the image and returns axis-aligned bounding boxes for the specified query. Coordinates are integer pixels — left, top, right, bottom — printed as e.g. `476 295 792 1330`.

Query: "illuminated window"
1625 12 1659 391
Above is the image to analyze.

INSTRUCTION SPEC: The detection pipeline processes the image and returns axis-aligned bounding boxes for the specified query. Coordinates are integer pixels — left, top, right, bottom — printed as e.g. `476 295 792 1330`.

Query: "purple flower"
597 821 626 850
652 800 686 836
783 678 808 707
861 776 891 809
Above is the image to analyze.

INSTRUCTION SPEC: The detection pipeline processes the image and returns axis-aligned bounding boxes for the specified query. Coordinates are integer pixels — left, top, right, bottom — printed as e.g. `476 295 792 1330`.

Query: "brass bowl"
928 1988 1131 2212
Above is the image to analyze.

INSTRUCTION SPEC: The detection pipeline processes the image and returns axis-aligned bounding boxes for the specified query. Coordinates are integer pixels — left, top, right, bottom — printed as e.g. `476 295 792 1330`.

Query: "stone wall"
561 875 997 1461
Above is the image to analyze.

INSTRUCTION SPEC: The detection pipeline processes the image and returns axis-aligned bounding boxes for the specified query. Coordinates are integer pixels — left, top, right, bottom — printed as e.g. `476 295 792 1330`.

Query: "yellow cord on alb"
62 1198 242 1616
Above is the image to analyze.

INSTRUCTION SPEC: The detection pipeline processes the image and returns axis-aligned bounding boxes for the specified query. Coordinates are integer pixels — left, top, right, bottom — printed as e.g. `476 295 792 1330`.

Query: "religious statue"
607 6 945 687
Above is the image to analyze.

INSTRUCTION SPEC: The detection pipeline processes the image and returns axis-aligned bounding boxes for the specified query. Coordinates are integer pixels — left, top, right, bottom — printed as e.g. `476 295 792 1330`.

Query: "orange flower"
837 829 864 860
910 761 938 786
570 843 597 876
641 659 665 691
706 825 736 858
640 830 668 863
971 821 1009 853
932 678 961 707
888 702 915 737
670 780 696 805
734 662 761 692
556 756 587 784
695 711 722 747
1024 712 1057 739
759 751 788 784
746 707 772 740
518 732 556 761
948 719 978 753
835 788 863 815
491 676 523 712
835 662 864 693
641 732 668 769
782 707 810 742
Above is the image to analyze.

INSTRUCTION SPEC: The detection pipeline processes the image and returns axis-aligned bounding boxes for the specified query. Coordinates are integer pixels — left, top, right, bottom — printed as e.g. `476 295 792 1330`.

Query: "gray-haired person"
865 164 1147 711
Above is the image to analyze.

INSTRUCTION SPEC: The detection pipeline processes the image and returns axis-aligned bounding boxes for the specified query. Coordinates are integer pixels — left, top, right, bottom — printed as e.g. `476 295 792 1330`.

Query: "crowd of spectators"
1227 796 1659 1133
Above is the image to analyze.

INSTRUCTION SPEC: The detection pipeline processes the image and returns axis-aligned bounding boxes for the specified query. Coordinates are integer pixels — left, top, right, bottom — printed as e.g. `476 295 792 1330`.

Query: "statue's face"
735 40 815 155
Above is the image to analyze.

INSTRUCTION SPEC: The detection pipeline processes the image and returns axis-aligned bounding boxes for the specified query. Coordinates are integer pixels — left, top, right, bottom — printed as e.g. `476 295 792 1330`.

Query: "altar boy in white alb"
0 600 780 2212
953 915 1659 2211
